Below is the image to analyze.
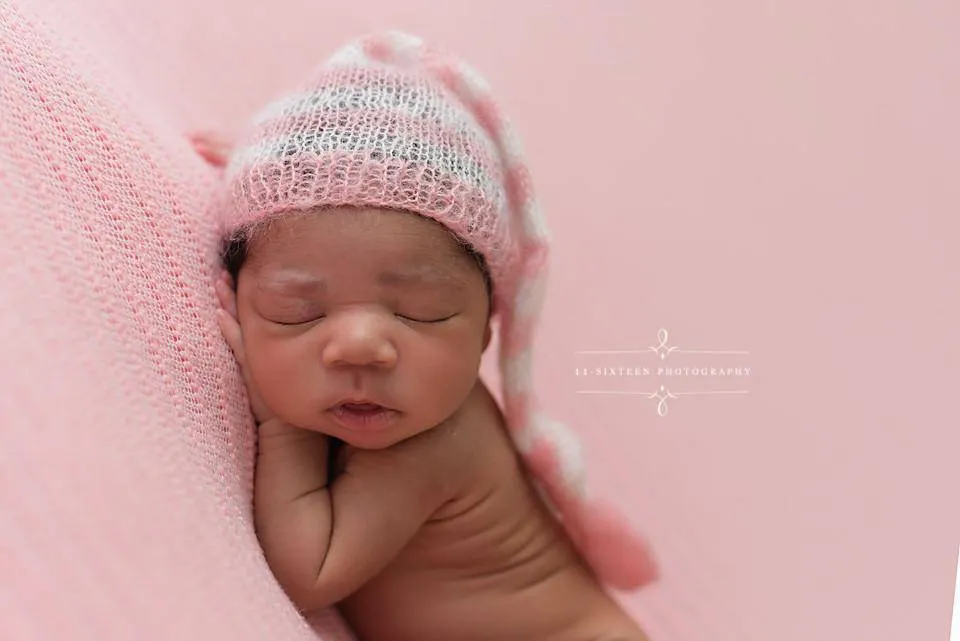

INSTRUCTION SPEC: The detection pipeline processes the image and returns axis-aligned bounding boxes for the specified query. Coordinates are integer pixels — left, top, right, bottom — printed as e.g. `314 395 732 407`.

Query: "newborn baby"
202 31 658 641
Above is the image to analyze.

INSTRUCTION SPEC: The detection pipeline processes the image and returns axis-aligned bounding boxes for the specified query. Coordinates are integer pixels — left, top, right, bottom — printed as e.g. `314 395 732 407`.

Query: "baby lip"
336 399 390 411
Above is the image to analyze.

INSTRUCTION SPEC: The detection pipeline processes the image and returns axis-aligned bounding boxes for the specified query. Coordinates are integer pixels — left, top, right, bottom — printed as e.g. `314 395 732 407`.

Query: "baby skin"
214 206 650 641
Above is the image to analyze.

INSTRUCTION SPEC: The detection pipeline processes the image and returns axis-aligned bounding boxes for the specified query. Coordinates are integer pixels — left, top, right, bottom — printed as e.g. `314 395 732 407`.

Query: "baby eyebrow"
256 272 326 295
377 266 465 288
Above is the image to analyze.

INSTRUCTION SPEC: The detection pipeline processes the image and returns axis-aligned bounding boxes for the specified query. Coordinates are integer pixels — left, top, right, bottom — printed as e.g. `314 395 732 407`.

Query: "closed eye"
269 314 326 326
396 313 456 324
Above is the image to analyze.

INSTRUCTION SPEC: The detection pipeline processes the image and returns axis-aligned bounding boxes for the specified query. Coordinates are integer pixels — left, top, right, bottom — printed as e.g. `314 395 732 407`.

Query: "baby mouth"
339 402 383 412
329 401 399 431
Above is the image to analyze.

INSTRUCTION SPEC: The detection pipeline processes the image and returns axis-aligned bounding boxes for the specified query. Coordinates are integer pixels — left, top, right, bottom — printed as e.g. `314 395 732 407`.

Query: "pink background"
20 1 960 639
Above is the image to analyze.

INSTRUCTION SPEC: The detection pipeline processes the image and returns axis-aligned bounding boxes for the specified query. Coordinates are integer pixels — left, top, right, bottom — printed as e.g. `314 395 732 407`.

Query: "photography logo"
574 328 751 417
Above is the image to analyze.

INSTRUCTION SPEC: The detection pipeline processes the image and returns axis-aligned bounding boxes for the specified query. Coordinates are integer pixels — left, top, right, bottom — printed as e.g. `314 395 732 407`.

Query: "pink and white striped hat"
218 31 658 591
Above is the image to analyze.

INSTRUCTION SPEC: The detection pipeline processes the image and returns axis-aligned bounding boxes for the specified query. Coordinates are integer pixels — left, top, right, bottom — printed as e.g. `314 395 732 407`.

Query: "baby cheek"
244 333 305 392
245 335 326 426
405 337 482 409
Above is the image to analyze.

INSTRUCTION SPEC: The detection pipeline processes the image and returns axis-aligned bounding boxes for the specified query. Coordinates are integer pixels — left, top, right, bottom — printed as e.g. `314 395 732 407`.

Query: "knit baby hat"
216 31 658 591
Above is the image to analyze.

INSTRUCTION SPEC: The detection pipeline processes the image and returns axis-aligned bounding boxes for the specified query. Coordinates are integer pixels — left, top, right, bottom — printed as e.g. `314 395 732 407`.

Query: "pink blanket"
0 1 351 638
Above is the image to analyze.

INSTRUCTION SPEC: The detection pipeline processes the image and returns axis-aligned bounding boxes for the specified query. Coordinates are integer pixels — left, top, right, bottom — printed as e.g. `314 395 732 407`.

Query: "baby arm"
254 418 454 613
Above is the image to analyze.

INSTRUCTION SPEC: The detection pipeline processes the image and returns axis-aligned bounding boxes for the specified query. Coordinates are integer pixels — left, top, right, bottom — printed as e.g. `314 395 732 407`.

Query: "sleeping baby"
197 31 659 641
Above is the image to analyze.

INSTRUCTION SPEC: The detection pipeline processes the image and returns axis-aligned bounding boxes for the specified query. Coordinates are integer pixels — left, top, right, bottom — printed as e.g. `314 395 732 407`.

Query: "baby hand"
215 270 276 425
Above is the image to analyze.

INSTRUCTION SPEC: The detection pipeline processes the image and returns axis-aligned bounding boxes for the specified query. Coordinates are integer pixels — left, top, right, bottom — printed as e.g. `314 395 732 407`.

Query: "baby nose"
321 312 398 369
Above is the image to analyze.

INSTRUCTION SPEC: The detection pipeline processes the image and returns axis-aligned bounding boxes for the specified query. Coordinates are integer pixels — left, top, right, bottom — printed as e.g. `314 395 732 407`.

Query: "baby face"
234 207 492 449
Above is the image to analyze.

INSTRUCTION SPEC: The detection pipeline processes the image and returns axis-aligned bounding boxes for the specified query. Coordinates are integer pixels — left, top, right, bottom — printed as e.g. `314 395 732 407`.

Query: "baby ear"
188 130 235 169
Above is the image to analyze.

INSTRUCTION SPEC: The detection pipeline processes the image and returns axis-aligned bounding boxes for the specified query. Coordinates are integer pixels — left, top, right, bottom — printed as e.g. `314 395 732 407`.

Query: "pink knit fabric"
219 31 659 591
0 1 352 639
